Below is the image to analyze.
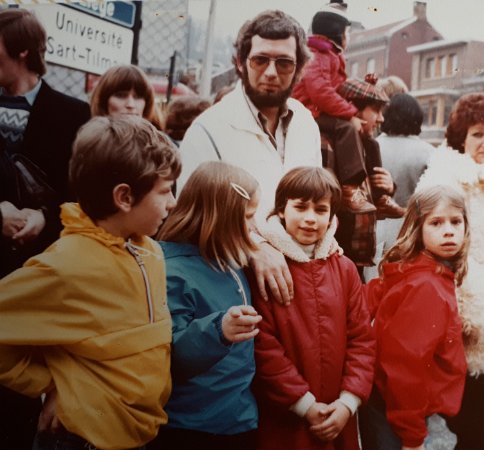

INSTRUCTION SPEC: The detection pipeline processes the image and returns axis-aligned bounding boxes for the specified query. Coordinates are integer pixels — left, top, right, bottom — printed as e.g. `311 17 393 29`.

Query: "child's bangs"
287 175 333 203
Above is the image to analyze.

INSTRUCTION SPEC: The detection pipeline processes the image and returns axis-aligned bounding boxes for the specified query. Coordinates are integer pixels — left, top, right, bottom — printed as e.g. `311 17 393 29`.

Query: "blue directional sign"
68 1 136 29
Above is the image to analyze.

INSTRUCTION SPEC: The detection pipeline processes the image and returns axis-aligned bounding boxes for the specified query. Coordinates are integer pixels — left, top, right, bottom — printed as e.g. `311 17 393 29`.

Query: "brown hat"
338 73 389 106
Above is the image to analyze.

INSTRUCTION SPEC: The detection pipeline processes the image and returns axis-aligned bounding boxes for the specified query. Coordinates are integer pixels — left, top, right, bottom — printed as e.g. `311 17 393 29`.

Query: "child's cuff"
338 391 361 415
289 391 316 417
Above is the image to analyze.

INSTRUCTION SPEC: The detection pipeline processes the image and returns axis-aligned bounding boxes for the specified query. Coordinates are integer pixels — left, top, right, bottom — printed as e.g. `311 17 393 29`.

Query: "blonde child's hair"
380 185 469 285
158 161 258 270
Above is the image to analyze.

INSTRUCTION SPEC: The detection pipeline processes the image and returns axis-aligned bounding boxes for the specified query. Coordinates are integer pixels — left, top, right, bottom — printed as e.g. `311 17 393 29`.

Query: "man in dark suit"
0 8 90 449
0 8 90 277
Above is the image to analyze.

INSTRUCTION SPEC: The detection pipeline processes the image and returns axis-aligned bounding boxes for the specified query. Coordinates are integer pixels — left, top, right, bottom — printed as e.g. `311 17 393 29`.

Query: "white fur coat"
417 146 484 376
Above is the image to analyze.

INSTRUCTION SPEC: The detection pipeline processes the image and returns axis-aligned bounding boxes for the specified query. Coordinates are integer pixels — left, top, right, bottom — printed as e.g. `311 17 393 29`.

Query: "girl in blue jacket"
149 161 262 450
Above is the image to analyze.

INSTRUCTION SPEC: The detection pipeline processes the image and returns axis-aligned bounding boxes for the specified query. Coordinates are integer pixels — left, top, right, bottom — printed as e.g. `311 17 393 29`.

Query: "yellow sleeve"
0 259 65 396
0 345 52 397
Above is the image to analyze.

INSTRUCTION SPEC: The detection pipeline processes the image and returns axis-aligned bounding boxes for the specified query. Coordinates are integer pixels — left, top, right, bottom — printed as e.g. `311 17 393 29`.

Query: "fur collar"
258 215 337 263
426 145 484 188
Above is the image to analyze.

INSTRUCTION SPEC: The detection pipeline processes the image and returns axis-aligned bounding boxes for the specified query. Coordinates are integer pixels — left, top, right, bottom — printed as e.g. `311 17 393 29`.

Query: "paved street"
427 415 456 450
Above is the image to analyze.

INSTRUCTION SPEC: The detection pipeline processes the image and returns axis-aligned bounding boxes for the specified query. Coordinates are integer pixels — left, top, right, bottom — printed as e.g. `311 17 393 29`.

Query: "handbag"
10 152 58 211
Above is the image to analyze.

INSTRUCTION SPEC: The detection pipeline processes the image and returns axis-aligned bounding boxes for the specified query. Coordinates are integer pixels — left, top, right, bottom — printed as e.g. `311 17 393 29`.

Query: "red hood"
380 252 454 294
367 252 455 318
307 34 340 53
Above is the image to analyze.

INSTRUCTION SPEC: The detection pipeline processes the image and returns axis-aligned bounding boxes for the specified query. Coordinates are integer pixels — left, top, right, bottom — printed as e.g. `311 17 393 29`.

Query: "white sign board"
29 4 134 75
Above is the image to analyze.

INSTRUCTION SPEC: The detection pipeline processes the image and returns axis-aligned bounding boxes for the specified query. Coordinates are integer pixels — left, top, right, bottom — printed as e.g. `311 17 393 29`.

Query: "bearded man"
178 10 322 304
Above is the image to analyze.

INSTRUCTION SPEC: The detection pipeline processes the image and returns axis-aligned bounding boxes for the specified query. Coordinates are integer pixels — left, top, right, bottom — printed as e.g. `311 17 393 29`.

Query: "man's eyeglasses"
248 55 296 75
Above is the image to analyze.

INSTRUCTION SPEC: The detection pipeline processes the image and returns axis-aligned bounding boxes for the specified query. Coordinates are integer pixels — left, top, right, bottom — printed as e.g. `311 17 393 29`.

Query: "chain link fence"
138 0 188 78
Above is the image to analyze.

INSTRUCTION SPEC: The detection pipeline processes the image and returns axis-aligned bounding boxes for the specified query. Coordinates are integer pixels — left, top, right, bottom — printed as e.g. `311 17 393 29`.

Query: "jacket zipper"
126 243 154 323
228 266 248 306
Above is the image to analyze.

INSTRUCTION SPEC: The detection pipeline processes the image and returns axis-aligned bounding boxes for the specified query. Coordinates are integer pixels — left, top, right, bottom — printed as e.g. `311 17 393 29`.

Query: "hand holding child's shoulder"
250 242 293 305
222 305 262 343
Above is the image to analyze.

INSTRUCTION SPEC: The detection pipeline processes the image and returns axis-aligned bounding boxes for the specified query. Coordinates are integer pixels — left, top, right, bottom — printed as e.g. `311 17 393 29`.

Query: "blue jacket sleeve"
167 271 232 381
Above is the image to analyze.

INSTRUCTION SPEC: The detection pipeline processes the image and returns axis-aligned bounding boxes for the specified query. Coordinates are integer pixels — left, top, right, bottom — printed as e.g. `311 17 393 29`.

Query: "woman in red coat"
252 167 375 450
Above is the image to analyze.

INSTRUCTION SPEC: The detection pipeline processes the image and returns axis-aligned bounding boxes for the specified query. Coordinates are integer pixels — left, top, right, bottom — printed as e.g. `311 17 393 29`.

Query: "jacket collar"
380 251 455 289
60 202 145 249
159 241 200 259
308 35 342 53
222 81 295 137
258 215 338 263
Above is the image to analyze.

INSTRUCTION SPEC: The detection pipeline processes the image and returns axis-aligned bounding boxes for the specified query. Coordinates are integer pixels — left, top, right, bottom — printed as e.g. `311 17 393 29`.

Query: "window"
351 61 359 78
366 58 375 74
438 56 446 77
425 57 436 78
421 100 438 126
450 54 458 74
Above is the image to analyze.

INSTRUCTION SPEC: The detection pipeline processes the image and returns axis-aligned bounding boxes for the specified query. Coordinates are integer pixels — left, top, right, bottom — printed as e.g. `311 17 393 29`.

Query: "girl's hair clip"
230 182 251 200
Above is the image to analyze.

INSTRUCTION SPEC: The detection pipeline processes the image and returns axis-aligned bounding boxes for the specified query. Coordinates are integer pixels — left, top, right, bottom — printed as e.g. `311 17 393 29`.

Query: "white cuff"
338 391 361 416
289 391 316 417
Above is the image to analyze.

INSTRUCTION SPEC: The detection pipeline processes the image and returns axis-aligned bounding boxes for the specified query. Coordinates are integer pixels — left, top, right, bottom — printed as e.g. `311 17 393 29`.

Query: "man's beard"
241 66 295 109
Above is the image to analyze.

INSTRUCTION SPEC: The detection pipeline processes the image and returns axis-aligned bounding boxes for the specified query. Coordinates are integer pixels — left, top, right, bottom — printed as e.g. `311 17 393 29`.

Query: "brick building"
408 39 484 144
345 1 442 89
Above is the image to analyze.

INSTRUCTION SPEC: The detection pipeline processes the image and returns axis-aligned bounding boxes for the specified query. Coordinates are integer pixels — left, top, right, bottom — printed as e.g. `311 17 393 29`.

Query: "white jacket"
417 145 484 376
178 82 322 224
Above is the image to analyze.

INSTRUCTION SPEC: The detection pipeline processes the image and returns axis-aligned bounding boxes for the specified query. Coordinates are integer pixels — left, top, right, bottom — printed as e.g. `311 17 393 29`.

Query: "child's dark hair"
380 185 469 285
269 166 341 222
70 116 181 221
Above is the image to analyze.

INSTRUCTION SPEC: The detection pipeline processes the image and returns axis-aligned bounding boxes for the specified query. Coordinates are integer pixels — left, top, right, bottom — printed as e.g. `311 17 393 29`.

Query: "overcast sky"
188 0 484 42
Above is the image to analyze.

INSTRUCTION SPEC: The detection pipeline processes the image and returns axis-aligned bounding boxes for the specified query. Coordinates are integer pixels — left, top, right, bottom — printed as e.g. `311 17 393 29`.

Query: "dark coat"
0 80 90 277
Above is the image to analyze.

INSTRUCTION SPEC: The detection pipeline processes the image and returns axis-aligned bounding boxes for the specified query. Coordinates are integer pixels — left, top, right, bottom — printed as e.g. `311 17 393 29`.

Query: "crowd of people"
0 3 483 450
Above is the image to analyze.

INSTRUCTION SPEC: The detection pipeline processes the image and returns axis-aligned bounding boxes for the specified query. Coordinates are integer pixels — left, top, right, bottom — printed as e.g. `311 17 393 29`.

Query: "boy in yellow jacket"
0 116 180 450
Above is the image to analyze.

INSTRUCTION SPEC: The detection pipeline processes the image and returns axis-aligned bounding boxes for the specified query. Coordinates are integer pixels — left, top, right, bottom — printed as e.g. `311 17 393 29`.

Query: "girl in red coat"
360 185 469 450
253 166 375 450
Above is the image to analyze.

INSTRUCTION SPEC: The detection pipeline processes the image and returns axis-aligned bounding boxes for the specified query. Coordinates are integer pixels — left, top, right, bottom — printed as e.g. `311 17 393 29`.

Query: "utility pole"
199 0 217 97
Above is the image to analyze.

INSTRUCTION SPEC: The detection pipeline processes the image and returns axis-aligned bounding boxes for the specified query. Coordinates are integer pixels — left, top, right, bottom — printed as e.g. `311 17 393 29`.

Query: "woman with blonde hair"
90 64 163 129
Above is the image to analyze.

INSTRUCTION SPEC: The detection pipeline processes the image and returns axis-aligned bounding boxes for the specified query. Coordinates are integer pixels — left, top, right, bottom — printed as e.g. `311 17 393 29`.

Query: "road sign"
67 1 136 28
29 4 134 75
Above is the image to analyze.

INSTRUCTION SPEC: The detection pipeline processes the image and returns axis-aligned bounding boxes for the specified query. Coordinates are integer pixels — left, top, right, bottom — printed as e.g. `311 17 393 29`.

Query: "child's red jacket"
366 252 467 447
252 218 375 450
292 35 357 120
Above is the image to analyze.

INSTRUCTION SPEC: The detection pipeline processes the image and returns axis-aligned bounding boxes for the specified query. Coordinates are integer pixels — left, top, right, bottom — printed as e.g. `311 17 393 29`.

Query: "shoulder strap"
193 122 221 160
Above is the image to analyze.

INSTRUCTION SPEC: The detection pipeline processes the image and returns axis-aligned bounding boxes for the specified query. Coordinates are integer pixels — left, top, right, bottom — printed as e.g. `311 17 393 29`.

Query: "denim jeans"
359 389 432 450
32 430 147 450
359 399 401 450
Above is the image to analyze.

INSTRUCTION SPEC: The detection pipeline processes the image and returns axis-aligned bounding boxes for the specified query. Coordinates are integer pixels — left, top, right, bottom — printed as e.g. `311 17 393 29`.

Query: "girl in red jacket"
253 166 375 450
360 185 469 450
